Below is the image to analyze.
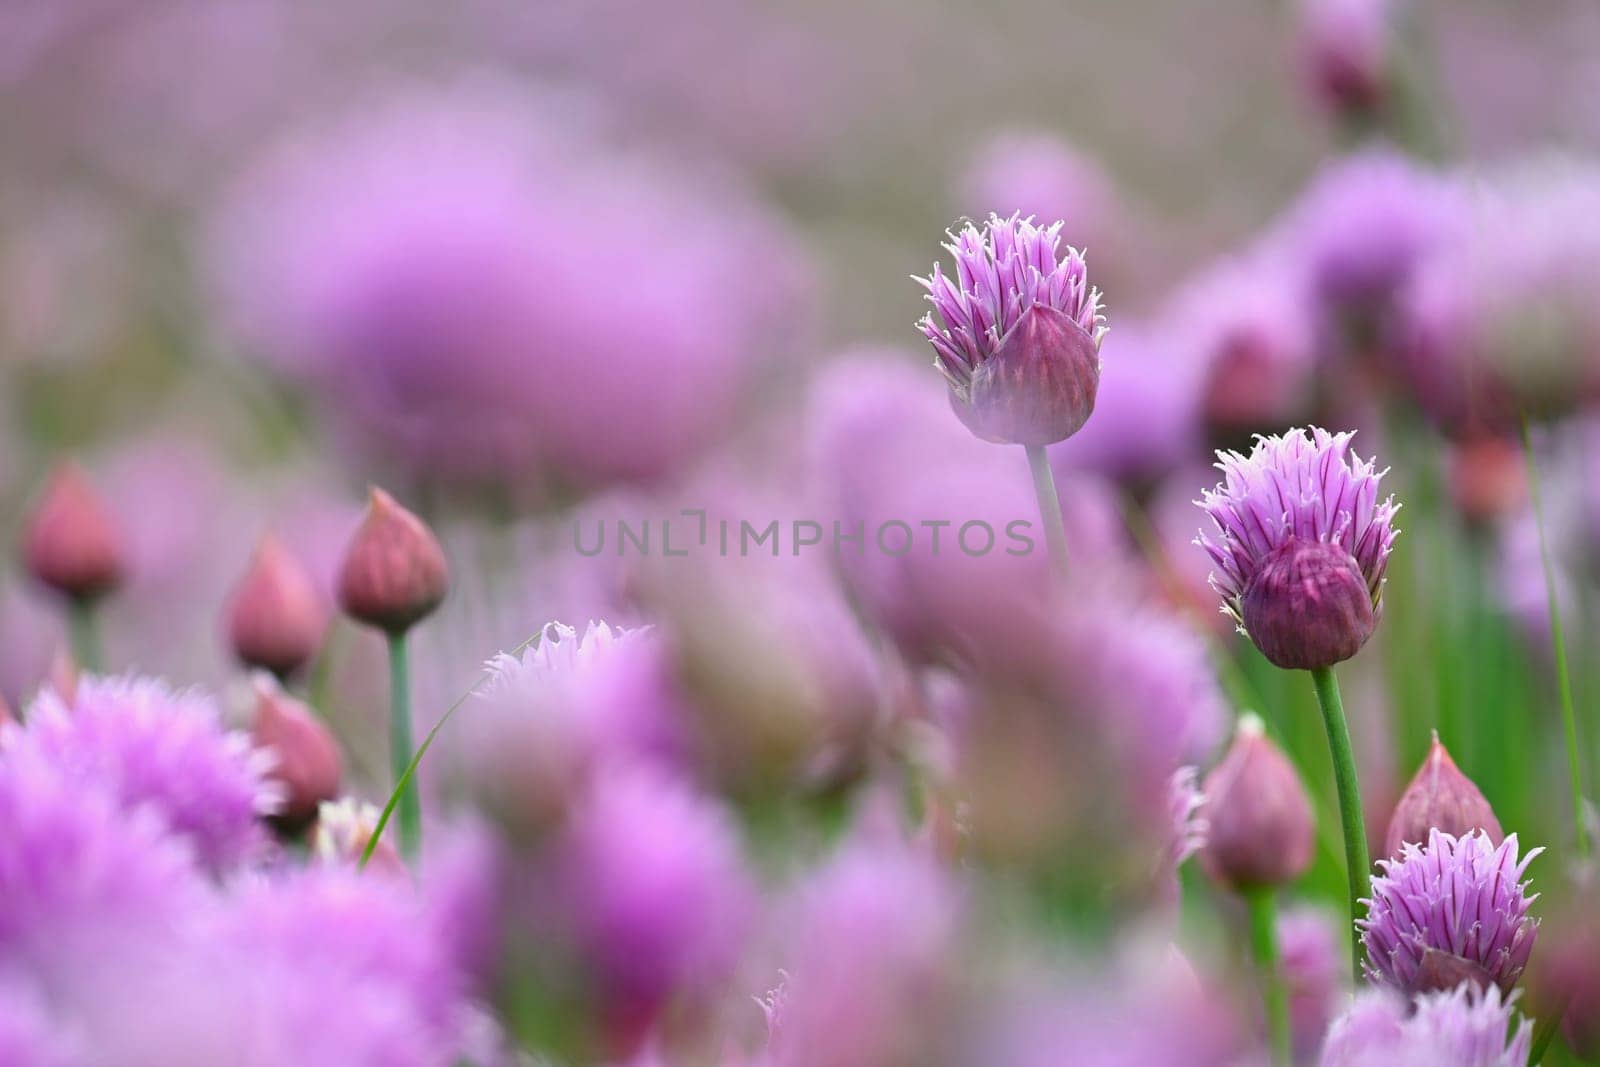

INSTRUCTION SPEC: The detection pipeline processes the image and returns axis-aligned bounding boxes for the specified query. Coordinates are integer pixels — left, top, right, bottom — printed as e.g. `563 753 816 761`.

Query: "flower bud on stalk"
1383 732 1502 859
248 675 343 836
227 533 329 678
1201 715 1316 891
21 463 126 604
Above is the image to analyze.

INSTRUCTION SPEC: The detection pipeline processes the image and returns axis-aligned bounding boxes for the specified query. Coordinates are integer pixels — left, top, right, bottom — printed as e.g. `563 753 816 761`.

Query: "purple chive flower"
1359 828 1541 995
11 675 281 875
1320 985 1532 1067
1196 427 1400 670
916 213 1108 446
0 973 82 1066
1278 906 1347 1061
550 765 754 1050
461 621 689 835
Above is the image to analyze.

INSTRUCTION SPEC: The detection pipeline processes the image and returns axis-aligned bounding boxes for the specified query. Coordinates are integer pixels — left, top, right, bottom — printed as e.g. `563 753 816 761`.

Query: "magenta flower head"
13 674 281 875
1320 985 1532 1067
916 213 1107 446
1197 427 1400 670
1360 828 1541 996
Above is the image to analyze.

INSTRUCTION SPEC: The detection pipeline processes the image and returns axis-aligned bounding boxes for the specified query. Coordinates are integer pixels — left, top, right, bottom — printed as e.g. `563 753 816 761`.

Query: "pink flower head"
916 213 1107 445
1359 828 1541 995
1320 985 1531 1067
1196 427 1400 669
12 675 280 875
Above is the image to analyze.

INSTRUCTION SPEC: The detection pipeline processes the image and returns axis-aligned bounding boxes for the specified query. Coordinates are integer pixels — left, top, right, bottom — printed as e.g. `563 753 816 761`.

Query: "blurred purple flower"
0 973 82 1067
212 81 808 490
958 131 1124 268
1196 427 1400 669
916 213 1107 446
1277 148 1460 313
1295 0 1399 118
1320 984 1532 1067
460 621 688 834
551 765 755 1050
1359 828 1541 995
12 675 280 875
763 829 962 1067
1278 905 1346 1060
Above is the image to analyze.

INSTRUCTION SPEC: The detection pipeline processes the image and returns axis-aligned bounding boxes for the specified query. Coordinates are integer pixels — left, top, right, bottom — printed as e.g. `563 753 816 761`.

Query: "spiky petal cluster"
10 675 281 875
916 213 1107 445
1196 427 1400 669
1359 828 1541 995
1320 985 1532 1067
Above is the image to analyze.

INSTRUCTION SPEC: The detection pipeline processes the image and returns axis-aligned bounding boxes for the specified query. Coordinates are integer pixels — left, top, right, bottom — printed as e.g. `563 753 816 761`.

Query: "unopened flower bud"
249 675 342 835
958 304 1101 446
1383 732 1501 859
226 533 328 677
1201 715 1315 890
336 488 448 633
21 463 125 603
1241 539 1376 670
1297 0 1395 120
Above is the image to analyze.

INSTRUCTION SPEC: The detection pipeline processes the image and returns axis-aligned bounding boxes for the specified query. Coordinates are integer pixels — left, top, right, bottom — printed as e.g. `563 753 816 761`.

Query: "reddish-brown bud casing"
1383 732 1502 859
249 676 343 835
1202 715 1316 890
336 488 448 633
21 463 126 602
227 533 329 677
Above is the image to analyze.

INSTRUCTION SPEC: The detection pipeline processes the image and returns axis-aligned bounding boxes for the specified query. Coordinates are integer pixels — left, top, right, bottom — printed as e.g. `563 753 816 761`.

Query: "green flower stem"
1310 664 1370 982
1024 444 1069 579
1245 886 1292 1067
1520 415 1590 861
67 597 102 674
386 629 421 859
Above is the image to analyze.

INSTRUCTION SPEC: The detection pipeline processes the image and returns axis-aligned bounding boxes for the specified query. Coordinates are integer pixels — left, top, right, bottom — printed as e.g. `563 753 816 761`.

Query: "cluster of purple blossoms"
916 213 1107 446
1359 828 1541 995
1197 427 1401 670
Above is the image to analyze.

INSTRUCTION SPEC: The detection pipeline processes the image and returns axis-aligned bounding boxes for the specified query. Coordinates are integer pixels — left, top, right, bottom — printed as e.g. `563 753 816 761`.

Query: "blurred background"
4 0 1600 1061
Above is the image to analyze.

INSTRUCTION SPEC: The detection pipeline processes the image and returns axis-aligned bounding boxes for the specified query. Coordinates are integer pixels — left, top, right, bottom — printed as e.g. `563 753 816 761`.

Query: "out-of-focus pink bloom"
1446 436 1526 526
1320 985 1531 1067
12 675 281 875
806 353 1127 670
1295 0 1399 118
310 797 404 877
1167 254 1321 448
1049 322 1204 491
211 82 808 490
461 621 689 835
1277 148 1460 315
549 766 755 1056
0 973 83 1066
1360 829 1541 995
1197 427 1400 670
1399 157 1600 436
958 131 1125 271
916 213 1107 446
763 829 963 1067
1278 905 1346 1061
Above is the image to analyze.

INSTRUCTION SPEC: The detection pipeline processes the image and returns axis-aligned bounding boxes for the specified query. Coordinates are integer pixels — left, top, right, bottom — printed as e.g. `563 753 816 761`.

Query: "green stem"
386 630 421 859
1520 415 1590 861
1311 665 1370 982
1245 886 1292 1067
1024 444 1069 578
67 598 102 673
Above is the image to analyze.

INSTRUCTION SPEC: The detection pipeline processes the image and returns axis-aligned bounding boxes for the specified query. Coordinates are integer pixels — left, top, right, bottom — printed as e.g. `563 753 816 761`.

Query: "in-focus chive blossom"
915 212 1107 448
1196 427 1399 671
1359 828 1541 996
1196 426 1400 983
